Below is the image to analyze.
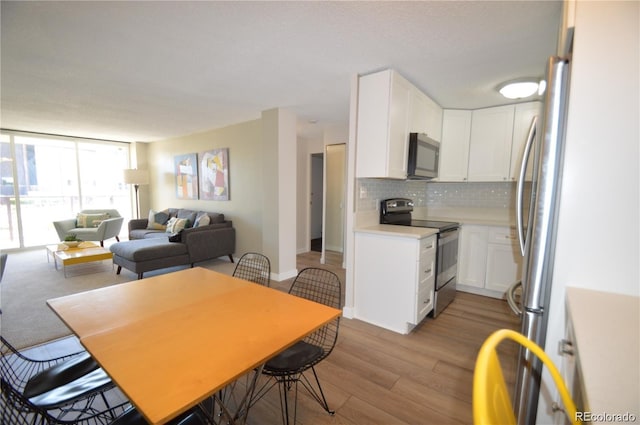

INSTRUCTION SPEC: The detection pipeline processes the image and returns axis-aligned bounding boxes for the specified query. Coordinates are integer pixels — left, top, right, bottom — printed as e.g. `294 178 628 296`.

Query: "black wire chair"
110 405 211 425
0 336 129 424
251 267 342 424
232 252 271 287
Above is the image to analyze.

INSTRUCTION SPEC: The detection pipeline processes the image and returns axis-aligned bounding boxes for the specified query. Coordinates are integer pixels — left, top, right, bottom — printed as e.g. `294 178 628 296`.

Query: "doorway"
309 144 346 260
310 153 323 252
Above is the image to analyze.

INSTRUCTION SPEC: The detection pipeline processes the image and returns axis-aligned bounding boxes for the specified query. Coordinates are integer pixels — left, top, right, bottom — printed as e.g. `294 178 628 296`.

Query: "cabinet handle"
425 268 432 274
558 339 574 356
424 298 430 304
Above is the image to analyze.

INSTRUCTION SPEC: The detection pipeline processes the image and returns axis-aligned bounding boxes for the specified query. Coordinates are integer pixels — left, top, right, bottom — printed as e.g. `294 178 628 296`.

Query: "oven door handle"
438 229 459 245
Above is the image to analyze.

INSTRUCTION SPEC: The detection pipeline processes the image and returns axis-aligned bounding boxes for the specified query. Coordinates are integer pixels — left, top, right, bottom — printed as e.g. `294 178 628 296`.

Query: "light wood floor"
251 251 521 425
20 251 521 425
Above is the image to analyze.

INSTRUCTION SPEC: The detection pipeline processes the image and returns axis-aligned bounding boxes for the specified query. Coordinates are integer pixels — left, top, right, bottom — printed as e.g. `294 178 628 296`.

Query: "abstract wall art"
198 148 229 201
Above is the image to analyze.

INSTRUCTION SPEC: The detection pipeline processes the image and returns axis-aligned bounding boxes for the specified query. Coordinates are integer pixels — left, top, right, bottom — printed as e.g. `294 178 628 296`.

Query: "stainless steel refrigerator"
513 53 572 424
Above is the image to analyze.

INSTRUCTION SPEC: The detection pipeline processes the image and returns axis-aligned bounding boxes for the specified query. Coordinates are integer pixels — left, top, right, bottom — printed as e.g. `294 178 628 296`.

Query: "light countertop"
565 287 639 417
412 207 515 227
355 224 438 239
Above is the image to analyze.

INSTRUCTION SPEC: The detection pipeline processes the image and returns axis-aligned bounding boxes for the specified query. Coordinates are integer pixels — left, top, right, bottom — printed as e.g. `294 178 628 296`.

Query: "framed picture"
198 148 230 201
174 153 198 199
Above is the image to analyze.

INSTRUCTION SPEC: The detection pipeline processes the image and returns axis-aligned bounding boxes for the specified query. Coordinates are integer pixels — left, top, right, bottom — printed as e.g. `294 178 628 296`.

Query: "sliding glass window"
0 132 130 249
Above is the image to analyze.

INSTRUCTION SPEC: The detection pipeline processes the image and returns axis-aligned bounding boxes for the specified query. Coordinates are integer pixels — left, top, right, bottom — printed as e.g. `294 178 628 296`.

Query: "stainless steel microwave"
407 133 440 179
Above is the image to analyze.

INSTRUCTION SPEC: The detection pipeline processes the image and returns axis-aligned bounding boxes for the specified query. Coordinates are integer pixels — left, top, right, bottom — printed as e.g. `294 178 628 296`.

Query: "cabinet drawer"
488 227 518 245
418 257 435 289
414 285 434 324
420 235 437 255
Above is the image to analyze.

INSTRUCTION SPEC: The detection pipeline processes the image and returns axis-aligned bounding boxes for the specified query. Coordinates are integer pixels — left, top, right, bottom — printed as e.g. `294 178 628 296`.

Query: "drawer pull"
425 268 432 274
423 298 430 304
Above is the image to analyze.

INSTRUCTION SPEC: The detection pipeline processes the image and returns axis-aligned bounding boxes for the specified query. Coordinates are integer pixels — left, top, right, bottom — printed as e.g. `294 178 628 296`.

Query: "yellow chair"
473 329 580 425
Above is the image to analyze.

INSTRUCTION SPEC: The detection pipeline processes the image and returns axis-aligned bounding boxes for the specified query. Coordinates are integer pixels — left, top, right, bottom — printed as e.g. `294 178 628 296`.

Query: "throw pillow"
177 210 197 228
77 213 109 228
194 214 210 227
147 209 169 230
165 217 189 233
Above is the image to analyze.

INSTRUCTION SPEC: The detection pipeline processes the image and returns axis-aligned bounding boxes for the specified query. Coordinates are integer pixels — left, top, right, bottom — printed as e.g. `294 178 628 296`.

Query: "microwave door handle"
516 115 537 256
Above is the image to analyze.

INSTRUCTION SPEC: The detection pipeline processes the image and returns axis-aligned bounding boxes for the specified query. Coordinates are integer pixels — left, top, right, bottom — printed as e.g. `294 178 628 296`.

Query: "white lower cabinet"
354 232 436 334
458 225 522 298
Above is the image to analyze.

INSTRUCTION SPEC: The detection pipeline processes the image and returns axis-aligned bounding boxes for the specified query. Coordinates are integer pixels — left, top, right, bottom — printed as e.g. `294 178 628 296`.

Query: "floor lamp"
123 169 149 219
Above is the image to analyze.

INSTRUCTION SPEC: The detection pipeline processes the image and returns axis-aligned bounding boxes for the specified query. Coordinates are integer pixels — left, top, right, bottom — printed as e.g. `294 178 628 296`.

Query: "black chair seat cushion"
112 406 208 425
265 341 324 374
23 353 99 398
27 367 111 409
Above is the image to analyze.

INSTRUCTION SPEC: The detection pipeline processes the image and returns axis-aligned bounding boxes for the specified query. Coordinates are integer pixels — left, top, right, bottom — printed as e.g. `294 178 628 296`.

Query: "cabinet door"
409 89 429 134
485 244 521 293
409 85 442 141
424 94 443 142
468 105 515 181
458 225 489 288
355 70 392 178
485 226 521 293
439 109 472 182
509 102 543 181
387 73 412 178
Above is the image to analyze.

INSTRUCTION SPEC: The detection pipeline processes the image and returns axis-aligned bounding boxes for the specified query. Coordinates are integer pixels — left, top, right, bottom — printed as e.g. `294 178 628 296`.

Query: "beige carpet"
0 246 236 349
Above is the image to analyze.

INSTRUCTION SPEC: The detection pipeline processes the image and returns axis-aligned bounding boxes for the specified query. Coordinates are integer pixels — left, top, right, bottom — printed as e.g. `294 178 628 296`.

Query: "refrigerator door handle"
516 115 538 256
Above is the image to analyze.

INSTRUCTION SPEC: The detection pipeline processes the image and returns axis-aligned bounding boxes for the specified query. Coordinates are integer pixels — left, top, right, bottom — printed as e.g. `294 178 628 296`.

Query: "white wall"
261 108 297 279
540 1 639 422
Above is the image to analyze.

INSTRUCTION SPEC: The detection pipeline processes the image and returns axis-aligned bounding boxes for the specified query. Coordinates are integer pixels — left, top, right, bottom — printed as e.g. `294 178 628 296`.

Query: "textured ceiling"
0 1 562 142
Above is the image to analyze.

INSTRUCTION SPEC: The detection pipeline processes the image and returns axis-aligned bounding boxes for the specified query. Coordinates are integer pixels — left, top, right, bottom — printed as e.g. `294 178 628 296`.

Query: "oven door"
437 227 459 289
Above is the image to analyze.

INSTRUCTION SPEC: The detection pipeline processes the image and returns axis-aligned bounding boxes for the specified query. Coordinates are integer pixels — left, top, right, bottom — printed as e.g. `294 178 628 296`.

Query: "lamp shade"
123 169 149 185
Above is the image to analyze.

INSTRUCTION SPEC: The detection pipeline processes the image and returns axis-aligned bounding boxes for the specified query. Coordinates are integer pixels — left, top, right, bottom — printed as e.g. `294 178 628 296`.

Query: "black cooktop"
380 198 459 232
410 219 459 231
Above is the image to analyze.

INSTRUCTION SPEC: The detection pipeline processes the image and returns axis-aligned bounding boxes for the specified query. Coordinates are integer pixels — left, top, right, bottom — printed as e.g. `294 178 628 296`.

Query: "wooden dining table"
47 267 341 425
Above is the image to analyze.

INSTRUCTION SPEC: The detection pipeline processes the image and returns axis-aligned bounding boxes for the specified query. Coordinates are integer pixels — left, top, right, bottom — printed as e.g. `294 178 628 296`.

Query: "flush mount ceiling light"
498 79 540 99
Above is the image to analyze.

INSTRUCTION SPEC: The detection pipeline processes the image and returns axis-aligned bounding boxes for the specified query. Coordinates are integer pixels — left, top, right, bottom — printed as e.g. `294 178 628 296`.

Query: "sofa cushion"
177 210 197 227
194 214 210 227
207 213 225 224
147 209 169 230
110 238 188 262
166 217 189 233
77 213 109 228
130 228 167 239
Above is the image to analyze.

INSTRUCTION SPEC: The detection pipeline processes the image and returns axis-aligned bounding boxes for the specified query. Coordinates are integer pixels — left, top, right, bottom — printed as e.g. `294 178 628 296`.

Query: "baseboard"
270 268 298 282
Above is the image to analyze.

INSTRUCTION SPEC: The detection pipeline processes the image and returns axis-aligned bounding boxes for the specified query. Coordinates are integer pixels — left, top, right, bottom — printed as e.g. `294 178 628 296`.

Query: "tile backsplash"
357 179 517 211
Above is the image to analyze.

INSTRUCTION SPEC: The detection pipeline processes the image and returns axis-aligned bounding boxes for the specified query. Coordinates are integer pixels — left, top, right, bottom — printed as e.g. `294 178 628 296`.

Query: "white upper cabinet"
355 69 441 179
438 101 542 182
467 105 516 181
439 109 472 182
356 70 410 179
509 102 543 181
411 89 443 141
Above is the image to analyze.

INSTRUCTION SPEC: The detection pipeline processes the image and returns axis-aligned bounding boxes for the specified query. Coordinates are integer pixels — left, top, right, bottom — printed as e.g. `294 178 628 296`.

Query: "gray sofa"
109 208 235 279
